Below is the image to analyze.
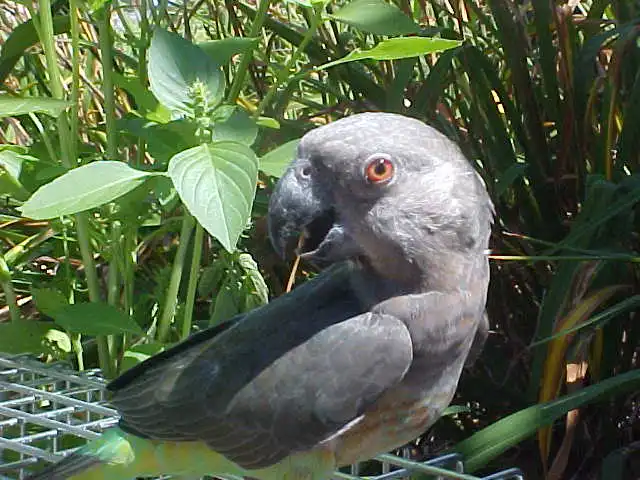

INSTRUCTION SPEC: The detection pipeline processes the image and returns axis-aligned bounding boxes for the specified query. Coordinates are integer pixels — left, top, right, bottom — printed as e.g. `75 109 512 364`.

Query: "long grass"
1 1 639 478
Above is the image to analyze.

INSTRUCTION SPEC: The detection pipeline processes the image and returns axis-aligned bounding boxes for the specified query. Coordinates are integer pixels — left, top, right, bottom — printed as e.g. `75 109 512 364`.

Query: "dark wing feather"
108 265 413 470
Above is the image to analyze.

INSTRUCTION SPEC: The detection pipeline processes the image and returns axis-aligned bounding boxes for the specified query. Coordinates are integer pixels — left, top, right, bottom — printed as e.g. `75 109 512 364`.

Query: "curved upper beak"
267 164 329 259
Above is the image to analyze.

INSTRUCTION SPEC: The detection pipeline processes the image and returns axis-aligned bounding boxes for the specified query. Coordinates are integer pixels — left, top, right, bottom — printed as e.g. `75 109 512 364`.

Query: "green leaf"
210 277 241 325
212 106 258 146
32 287 68 317
452 369 640 472
120 343 166 372
238 252 269 305
118 116 198 165
0 96 70 118
112 72 159 114
0 321 53 354
0 150 32 200
198 262 228 297
19 161 154 219
168 142 258 251
44 329 72 354
260 139 300 178
0 15 70 84
148 28 224 115
199 37 259 66
318 37 462 71
328 0 420 35
51 302 143 336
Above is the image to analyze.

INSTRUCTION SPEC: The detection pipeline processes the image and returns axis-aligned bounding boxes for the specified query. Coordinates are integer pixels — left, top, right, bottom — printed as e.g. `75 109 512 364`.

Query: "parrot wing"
107 265 414 470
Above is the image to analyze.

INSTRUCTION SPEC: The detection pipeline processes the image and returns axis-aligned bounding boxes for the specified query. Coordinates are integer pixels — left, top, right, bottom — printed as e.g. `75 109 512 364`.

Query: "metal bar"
0 354 523 480
0 381 117 417
0 406 102 441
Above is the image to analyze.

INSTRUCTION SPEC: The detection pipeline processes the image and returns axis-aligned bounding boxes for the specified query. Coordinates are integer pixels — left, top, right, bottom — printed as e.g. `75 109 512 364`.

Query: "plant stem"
37 0 72 165
0 255 20 323
107 222 122 365
157 214 196 343
254 4 322 118
69 0 81 163
71 335 85 371
38 0 112 374
97 6 118 160
227 0 273 102
181 224 204 340
76 213 112 376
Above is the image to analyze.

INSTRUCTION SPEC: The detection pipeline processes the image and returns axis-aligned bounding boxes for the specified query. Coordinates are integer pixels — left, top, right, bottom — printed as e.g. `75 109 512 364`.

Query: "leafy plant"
1 0 639 478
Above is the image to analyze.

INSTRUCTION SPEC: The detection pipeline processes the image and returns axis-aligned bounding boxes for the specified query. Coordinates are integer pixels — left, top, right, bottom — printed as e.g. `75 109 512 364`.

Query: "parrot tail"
25 427 141 480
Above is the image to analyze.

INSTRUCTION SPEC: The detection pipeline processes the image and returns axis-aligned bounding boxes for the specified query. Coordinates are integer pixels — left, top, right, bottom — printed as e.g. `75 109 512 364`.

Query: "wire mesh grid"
0 354 524 480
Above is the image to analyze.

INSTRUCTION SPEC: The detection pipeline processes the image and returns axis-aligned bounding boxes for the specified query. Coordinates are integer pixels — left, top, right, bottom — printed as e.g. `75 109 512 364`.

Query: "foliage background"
1 0 639 478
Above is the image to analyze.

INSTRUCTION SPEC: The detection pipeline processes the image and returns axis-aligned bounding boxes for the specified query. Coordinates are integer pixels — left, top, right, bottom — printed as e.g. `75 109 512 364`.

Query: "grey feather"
105 112 493 473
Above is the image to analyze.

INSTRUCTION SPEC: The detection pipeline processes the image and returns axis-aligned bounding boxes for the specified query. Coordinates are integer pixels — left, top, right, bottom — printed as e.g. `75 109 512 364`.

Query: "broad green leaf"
51 302 143 336
168 142 258 251
199 37 259 66
318 37 462 71
0 321 53 354
19 161 154 219
452 369 640 473
120 343 166 372
148 28 224 115
32 287 68 317
328 0 420 35
0 96 70 118
212 106 258 146
260 139 300 178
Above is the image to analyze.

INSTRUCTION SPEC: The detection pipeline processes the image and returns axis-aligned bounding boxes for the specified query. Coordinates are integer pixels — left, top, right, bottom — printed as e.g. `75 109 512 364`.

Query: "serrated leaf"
0 96 70 118
51 302 143 336
328 0 420 35
168 142 258 251
19 161 154 219
148 28 224 115
318 37 462 71
260 139 300 178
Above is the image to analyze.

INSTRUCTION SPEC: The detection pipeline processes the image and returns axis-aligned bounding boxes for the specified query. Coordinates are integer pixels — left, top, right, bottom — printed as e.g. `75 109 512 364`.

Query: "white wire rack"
0 354 524 480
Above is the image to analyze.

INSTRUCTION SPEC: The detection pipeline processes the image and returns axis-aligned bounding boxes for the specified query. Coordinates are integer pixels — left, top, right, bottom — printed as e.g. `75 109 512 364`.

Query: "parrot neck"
352 245 485 296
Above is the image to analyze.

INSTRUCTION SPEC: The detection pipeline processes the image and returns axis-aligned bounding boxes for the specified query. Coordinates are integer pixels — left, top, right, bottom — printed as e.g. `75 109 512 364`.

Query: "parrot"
27 112 494 480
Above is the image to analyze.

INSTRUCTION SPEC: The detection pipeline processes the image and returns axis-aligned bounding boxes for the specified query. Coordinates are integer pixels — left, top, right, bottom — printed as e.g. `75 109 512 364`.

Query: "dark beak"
267 164 330 259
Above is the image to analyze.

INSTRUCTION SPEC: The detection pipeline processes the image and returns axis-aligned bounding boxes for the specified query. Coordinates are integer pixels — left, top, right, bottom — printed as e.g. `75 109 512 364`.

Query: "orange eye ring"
365 155 394 184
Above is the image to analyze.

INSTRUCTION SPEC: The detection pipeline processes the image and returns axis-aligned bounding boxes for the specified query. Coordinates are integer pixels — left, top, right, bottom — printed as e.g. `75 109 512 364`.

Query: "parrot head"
268 112 494 288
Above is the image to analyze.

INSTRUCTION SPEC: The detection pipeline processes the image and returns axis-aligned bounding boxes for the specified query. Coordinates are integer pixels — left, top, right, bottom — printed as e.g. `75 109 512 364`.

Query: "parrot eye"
364 155 394 184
